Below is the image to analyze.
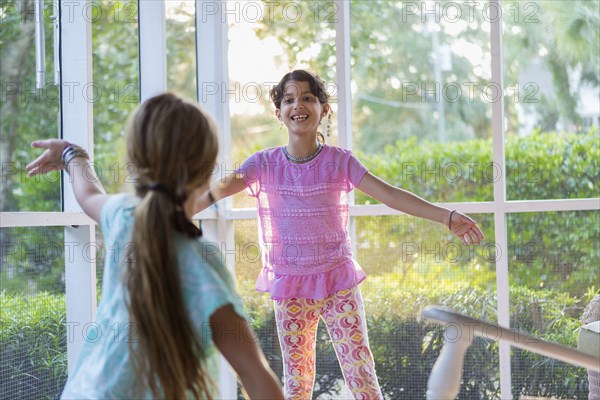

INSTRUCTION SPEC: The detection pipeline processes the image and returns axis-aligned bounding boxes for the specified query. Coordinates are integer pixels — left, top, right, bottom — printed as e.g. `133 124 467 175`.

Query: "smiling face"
275 80 330 139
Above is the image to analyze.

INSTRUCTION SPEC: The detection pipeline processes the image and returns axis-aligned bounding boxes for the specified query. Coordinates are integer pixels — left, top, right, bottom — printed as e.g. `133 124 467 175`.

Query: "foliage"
165 2 197 101
502 0 600 128
91 0 139 194
255 0 493 150
0 227 65 294
1 0 61 212
506 210 600 296
352 129 599 297
356 128 599 204
255 1 599 153
0 292 67 400
1 283 593 400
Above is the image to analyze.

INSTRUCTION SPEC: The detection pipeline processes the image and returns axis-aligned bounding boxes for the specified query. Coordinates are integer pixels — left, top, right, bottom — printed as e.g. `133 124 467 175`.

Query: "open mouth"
291 115 309 121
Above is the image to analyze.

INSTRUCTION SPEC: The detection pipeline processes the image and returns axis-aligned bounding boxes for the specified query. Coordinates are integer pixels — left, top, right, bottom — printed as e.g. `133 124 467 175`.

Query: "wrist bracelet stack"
61 144 90 169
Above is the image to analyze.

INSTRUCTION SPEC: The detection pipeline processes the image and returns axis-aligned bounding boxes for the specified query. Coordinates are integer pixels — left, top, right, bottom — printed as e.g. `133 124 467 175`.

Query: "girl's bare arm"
357 172 484 245
210 305 284 399
193 172 248 214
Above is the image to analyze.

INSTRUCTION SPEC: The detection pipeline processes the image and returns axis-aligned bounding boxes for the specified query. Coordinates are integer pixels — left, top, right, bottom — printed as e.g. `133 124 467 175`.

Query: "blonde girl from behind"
26 93 284 399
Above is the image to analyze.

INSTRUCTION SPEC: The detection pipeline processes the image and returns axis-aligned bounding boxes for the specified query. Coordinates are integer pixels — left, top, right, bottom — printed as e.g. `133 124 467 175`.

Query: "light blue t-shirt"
61 194 245 399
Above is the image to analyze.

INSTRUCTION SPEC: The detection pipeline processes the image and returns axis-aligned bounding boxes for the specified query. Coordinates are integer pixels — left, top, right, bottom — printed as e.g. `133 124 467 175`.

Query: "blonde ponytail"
124 93 218 399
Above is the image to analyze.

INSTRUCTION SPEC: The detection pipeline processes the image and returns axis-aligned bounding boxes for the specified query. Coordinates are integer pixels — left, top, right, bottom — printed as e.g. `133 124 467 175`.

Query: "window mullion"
138 0 167 101
489 0 512 398
195 1 237 397
60 0 96 373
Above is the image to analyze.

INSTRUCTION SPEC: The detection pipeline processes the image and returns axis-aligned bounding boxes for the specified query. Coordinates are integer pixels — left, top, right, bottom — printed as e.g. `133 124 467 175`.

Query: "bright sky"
224 3 321 115
227 21 288 115
164 1 319 115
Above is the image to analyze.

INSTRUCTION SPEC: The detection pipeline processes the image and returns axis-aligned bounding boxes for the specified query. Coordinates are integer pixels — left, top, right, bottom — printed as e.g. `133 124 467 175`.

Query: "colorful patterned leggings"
274 286 383 400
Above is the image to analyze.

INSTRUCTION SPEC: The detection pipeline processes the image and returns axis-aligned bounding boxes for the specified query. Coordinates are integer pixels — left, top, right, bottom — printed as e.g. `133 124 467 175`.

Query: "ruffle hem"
255 259 366 300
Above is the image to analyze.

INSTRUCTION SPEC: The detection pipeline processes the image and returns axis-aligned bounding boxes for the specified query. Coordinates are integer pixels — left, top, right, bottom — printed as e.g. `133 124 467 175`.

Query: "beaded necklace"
282 143 323 163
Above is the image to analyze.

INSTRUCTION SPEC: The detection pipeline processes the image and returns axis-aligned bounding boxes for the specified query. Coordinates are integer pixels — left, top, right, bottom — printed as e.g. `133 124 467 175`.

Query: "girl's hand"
25 139 70 177
449 211 485 245
27 139 107 223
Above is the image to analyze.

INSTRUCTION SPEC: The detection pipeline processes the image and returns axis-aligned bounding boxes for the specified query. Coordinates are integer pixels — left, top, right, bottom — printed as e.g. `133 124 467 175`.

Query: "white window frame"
195 0 237 397
59 0 97 372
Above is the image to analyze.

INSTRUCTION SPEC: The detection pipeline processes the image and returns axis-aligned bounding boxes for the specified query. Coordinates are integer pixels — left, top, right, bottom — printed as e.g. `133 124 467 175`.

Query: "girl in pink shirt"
197 70 484 399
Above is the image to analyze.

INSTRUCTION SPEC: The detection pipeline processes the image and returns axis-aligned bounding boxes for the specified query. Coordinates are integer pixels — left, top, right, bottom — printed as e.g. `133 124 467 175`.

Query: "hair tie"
147 183 169 192
146 183 188 205
145 183 200 237
146 183 181 204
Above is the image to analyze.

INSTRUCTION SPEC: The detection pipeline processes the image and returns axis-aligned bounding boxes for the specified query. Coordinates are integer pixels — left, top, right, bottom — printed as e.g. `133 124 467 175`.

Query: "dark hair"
270 69 330 109
125 93 218 399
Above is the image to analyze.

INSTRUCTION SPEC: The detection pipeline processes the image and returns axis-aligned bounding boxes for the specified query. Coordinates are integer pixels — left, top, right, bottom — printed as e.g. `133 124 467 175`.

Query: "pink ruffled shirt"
237 144 369 300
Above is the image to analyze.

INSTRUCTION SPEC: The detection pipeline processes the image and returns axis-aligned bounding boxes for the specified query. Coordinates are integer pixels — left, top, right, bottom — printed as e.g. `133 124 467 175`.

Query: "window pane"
508 211 598 398
166 1 197 100
0 226 67 399
357 214 499 398
350 0 494 204
1 1 61 211
233 219 277 396
229 1 338 208
503 0 600 200
92 0 139 194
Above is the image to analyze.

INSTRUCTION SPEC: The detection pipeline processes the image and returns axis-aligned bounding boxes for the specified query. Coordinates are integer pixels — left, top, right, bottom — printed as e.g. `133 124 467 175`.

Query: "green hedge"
246 284 593 399
0 292 67 400
357 129 599 203
2 285 593 399
354 129 599 296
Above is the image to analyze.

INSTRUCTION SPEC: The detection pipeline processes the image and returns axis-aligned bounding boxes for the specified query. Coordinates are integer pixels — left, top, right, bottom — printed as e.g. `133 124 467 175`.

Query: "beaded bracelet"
61 144 90 169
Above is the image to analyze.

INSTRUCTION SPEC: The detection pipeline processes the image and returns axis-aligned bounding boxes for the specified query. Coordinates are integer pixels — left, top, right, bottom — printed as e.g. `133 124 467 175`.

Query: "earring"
326 111 332 137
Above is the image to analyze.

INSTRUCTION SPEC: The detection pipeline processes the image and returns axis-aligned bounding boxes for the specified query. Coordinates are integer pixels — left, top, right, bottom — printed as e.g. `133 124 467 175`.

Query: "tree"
255 0 599 149
1 0 65 293
502 0 600 131
255 0 495 151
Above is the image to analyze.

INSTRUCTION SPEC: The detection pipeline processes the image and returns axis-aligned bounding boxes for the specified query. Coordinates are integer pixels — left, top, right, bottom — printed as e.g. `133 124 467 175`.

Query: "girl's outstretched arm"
193 172 248 214
357 172 484 245
26 139 108 224
210 304 284 399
